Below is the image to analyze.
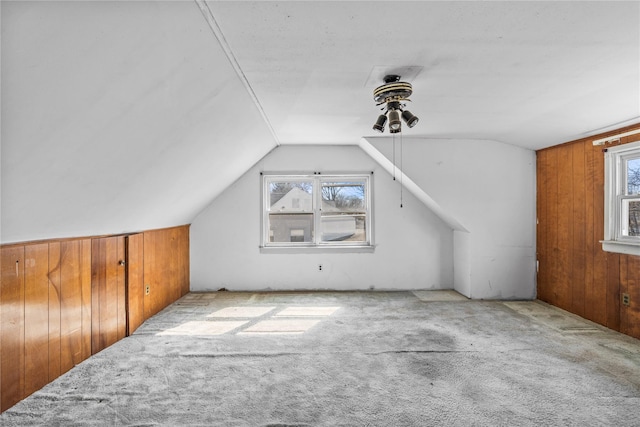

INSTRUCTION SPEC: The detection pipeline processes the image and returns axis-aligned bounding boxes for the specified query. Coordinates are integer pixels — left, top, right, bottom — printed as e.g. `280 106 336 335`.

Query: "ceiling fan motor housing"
373 75 413 104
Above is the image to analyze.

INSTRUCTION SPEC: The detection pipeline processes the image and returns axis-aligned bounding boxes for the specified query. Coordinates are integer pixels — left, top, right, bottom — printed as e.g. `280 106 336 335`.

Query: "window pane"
269 214 313 243
269 181 313 211
603 142 640 252
263 175 370 247
321 214 366 242
321 181 365 213
627 158 640 195
320 180 367 243
622 199 640 237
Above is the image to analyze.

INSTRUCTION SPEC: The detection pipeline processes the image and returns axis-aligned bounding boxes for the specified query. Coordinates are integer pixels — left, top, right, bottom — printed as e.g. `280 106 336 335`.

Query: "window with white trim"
262 174 372 248
603 140 640 255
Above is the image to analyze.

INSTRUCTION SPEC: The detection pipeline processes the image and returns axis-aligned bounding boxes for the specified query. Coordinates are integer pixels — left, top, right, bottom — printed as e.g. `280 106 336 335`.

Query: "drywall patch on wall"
190 145 454 291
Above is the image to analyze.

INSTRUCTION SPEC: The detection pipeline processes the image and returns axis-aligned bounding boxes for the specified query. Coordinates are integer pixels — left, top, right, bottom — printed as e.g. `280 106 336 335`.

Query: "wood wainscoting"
91 235 127 355
537 124 640 340
0 225 190 412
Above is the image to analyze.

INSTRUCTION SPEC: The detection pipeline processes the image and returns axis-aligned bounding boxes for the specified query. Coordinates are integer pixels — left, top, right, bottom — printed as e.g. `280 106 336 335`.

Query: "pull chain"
392 133 396 181
400 131 403 208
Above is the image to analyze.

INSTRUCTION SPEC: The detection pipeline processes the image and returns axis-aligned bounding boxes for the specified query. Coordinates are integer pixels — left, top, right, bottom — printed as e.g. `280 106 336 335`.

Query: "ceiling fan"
372 74 419 134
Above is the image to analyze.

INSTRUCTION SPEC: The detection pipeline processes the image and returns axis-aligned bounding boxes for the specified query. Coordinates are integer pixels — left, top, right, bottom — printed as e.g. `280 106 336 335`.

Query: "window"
262 174 372 249
603 140 640 256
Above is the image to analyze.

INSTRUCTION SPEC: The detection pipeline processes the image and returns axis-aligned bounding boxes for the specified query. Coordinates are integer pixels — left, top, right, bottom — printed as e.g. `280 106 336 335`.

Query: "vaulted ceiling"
1 1 639 243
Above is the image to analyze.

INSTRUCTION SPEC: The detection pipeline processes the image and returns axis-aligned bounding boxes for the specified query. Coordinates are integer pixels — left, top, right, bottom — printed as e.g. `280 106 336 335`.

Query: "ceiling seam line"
194 0 280 146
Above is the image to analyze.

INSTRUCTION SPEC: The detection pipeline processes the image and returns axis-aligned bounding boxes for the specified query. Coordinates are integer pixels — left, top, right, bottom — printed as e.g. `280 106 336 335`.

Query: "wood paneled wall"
1 246 25 411
537 125 640 339
127 233 145 335
0 224 190 412
144 226 190 319
91 236 127 355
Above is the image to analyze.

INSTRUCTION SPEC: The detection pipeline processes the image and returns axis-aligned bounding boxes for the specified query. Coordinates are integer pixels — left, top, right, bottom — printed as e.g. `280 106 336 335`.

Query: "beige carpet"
2 291 640 426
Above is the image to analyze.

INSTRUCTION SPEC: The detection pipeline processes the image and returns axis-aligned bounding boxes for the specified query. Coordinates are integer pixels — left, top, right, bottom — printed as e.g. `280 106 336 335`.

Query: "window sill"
601 240 640 256
260 245 376 254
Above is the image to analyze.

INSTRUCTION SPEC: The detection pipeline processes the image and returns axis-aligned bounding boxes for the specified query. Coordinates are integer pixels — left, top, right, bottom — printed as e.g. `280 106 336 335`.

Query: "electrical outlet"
622 293 630 306
318 264 323 272
145 284 150 296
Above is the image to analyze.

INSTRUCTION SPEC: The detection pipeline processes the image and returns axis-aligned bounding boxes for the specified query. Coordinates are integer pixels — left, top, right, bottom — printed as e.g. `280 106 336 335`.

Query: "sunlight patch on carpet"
207 306 276 318
155 304 341 336
157 321 248 336
274 307 340 317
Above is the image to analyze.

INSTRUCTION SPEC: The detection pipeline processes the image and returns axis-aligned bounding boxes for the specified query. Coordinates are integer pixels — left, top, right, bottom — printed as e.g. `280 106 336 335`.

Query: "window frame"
602 140 640 256
261 173 373 251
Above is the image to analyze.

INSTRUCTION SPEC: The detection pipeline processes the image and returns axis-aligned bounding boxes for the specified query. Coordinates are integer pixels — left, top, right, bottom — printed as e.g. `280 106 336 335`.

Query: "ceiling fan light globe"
388 110 401 131
401 110 419 128
373 114 387 132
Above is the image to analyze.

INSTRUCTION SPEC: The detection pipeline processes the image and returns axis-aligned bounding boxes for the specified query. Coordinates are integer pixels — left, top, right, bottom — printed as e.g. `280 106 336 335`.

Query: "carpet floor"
2 291 640 426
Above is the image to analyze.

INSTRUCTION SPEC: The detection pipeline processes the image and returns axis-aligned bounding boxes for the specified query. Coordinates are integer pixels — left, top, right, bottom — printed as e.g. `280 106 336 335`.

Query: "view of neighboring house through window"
623 156 640 237
603 141 640 255
263 174 371 247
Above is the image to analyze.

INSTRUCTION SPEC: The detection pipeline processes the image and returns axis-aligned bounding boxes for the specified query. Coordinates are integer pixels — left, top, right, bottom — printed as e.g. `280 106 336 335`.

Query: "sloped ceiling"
1 1 276 243
1 1 639 243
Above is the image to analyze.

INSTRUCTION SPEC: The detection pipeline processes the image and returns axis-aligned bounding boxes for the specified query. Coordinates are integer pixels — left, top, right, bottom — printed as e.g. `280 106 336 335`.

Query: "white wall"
368 137 537 299
190 145 454 291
